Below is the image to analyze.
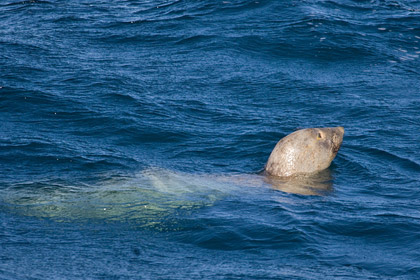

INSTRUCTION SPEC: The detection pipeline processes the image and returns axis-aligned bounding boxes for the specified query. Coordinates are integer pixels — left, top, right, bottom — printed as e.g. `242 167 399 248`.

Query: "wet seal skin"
265 127 344 178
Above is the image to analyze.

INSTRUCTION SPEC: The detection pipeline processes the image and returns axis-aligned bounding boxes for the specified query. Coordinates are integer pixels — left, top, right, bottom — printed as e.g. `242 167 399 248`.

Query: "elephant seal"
265 127 344 177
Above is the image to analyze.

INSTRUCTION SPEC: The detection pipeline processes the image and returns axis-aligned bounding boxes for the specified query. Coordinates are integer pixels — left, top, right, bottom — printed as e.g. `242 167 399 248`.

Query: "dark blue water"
1 0 420 279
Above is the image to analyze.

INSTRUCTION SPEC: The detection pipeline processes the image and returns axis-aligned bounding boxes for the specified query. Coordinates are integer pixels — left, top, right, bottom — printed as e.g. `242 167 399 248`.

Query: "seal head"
265 127 344 177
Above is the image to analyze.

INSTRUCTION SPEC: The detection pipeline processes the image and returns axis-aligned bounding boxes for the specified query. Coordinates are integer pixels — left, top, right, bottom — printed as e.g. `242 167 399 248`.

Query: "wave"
345 144 420 179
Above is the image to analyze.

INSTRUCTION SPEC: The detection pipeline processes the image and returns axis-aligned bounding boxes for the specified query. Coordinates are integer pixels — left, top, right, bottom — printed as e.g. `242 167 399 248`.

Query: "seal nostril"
333 142 341 153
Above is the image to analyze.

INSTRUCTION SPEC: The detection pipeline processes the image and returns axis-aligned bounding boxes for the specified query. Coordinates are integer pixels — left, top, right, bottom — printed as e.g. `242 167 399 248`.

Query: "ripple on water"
1 0 420 279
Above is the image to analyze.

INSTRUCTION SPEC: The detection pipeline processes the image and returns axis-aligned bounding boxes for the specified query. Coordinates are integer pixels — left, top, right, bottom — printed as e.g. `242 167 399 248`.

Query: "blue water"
1 0 420 279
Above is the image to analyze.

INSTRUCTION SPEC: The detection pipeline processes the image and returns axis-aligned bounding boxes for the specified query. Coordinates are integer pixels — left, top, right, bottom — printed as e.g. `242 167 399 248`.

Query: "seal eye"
317 133 322 140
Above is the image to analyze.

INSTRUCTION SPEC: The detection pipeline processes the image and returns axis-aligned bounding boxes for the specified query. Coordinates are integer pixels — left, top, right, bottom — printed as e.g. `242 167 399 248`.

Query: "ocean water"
1 0 420 279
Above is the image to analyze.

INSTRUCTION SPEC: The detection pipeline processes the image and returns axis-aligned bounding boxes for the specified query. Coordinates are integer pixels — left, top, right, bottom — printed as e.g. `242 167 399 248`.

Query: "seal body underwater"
265 127 344 177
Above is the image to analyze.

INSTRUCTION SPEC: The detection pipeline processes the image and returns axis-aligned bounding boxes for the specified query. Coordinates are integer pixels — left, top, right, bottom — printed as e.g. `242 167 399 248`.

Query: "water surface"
1 0 420 279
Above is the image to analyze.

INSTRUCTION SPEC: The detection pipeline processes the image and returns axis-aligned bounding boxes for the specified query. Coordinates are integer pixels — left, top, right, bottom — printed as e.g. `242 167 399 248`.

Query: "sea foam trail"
1 167 338 224
0 168 245 224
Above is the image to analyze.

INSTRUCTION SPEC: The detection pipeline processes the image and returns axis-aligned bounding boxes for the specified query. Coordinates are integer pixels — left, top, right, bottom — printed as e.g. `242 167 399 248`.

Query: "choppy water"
1 0 420 279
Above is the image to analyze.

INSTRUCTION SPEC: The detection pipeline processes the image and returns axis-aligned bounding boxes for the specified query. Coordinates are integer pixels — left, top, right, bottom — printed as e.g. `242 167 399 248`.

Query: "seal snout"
332 127 344 154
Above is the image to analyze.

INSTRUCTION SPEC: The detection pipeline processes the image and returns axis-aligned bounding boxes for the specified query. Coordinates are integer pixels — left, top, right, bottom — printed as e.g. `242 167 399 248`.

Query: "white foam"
1 168 253 223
